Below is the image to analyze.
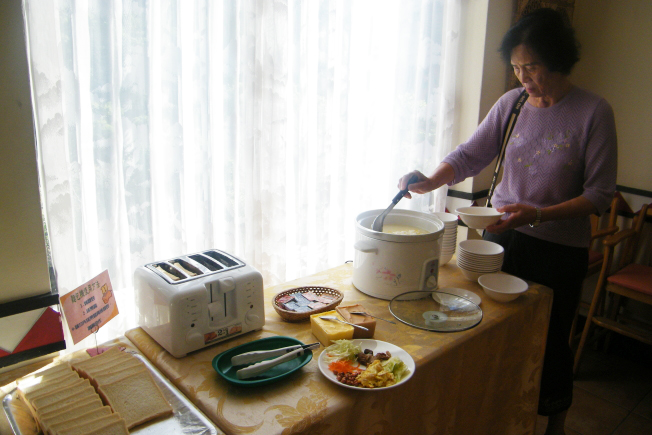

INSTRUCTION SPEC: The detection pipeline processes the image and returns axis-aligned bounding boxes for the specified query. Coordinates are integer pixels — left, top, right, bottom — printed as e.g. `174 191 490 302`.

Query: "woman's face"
510 44 565 99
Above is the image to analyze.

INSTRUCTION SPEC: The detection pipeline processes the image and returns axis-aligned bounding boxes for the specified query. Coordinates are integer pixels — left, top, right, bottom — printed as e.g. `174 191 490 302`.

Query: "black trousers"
483 229 588 416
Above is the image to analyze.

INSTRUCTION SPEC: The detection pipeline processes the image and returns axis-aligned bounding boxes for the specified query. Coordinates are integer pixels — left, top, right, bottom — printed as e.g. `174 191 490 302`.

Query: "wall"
0 0 52 303
449 0 515 204
572 0 652 205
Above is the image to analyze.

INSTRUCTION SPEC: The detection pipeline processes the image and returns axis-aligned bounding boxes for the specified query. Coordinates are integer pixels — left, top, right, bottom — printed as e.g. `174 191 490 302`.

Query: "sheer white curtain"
23 0 460 350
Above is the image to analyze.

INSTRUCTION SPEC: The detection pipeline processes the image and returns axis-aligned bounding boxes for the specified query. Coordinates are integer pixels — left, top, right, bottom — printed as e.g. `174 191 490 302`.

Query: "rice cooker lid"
356 209 444 242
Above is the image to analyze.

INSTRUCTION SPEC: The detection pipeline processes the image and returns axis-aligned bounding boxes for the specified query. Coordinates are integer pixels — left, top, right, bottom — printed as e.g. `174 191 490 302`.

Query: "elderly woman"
399 8 617 435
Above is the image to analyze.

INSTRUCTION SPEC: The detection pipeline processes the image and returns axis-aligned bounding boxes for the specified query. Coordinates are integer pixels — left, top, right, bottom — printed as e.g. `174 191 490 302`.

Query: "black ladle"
371 174 419 232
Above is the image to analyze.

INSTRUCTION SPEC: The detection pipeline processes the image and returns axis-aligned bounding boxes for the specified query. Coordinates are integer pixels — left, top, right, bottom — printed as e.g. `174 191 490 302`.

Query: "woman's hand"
398 171 432 199
398 163 455 199
485 203 538 233
485 196 598 233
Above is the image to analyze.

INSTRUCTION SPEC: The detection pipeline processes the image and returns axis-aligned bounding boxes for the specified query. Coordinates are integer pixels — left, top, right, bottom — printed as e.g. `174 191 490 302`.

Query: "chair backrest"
589 195 620 252
613 204 650 271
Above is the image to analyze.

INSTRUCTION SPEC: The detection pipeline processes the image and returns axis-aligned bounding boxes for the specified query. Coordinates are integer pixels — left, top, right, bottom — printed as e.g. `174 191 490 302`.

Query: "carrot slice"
328 360 362 374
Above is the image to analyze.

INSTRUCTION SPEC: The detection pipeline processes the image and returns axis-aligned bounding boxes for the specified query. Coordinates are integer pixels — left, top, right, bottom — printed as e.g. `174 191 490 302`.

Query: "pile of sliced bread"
16 347 173 435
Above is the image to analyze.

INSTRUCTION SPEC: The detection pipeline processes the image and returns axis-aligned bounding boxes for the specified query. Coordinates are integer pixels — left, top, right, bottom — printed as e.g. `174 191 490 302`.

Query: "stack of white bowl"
433 212 458 265
457 239 504 281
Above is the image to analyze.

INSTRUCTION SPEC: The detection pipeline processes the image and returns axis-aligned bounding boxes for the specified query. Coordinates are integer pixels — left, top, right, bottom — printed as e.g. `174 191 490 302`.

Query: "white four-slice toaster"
134 249 265 358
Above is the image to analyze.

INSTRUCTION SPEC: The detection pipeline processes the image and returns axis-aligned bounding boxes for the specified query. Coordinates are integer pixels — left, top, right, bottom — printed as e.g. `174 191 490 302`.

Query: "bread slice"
26 377 85 404
81 354 139 379
71 351 130 379
39 399 104 435
91 356 144 378
37 396 102 429
79 353 133 373
19 372 81 403
31 363 73 377
56 414 123 435
47 406 113 435
82 346 122 362
32 380 95 412
20 377 85 421
92 365 148 389
70 347 124 368
17 364 73 388
98 371 172 428
33 388 99 433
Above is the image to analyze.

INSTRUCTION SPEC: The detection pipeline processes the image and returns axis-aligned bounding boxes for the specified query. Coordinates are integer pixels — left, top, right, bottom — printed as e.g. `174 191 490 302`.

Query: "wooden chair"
573 204 652 375
568 196 620 346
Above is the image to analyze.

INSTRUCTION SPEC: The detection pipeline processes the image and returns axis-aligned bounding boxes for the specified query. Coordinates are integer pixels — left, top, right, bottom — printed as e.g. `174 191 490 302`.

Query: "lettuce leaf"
322 339 362 364
381 356 410 381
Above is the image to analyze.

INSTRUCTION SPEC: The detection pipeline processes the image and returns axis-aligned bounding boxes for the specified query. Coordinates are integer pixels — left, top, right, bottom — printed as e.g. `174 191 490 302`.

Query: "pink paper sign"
60 270 119 344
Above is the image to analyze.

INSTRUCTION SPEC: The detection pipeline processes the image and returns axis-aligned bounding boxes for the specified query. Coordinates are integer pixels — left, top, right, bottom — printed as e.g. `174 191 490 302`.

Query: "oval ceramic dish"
318 339 415 391
213 336 315 387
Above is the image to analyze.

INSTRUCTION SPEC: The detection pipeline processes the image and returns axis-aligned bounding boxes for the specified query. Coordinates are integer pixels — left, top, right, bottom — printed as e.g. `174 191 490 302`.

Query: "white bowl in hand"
455 207 505 229
477 273 528 302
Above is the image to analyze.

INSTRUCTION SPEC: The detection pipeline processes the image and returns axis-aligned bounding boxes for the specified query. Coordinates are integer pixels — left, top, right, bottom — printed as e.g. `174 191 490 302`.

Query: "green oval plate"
212 336 314 387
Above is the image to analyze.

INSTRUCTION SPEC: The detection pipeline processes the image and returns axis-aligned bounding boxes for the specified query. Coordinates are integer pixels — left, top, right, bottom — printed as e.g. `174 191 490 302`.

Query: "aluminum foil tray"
2 353 222 435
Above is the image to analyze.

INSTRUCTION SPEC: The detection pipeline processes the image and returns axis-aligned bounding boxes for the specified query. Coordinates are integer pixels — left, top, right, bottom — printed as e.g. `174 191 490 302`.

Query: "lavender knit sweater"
443 86 617 248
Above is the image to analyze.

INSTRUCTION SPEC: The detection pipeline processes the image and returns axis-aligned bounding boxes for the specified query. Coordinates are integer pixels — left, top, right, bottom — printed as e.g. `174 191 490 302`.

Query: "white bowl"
440 252 453 265
458 240 504 256
433 212 459 225
455 207 505 229
457 263 501 273
477 273 529 302
458 266 484 281
457 255 503 266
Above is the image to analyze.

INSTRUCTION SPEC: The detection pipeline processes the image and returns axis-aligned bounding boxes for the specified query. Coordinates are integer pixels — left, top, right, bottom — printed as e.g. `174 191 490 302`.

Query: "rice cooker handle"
354 240 378 254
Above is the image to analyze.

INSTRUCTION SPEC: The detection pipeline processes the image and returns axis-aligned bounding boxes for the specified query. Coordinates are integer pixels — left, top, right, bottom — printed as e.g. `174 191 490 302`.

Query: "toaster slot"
152 263 185 282
206 280 236 325
202 250 240 268
189 254 223 271
170 259 203 277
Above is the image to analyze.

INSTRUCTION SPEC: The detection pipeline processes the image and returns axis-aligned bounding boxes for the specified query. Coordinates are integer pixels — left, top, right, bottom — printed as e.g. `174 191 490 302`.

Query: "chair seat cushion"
588 249 603 265
607 263 652 295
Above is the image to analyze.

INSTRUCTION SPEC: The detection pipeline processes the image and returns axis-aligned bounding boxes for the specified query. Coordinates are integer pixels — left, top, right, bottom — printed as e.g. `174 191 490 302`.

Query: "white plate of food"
317 339 415 390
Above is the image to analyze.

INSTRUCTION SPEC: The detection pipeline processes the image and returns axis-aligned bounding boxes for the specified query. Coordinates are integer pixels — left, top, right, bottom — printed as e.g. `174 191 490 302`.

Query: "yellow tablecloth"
125 262 552 435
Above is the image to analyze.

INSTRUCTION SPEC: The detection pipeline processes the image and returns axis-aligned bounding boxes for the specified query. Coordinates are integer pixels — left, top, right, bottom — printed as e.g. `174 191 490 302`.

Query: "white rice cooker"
352 209 444 300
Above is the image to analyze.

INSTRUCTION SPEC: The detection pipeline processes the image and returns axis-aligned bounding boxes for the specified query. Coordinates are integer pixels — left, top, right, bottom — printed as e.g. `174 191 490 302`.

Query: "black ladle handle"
392 174 420 204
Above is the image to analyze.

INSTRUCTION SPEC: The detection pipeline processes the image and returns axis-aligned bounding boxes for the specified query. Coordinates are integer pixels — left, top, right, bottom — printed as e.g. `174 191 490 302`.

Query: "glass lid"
389 290 483 332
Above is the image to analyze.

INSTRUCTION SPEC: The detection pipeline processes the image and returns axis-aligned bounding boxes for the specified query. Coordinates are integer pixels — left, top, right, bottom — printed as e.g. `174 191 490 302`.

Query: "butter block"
310 310 354 346
336 305 376 338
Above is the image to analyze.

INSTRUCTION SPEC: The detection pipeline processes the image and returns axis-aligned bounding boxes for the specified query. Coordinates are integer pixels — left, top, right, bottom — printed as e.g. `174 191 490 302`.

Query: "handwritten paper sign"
60 270 119 344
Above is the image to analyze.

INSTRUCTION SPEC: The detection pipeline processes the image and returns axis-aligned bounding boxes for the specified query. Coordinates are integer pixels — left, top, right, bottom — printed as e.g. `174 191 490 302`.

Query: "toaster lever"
219 277 236 293
206 278 236 302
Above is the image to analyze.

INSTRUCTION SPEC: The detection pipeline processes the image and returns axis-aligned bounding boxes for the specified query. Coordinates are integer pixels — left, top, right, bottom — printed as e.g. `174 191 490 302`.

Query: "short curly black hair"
499 8 580 75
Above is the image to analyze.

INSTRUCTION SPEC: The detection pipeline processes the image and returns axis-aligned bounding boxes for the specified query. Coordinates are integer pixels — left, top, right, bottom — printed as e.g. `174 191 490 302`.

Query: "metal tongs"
232 342 320 380
372 174 419 232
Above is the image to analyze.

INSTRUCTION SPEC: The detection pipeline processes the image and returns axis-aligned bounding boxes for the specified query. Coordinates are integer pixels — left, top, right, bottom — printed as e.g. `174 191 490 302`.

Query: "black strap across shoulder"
485 89 529 208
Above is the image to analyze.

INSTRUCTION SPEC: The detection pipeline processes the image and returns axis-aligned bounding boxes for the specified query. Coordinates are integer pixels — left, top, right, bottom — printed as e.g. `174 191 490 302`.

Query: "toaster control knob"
245 311 260 325
186 330 203 347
